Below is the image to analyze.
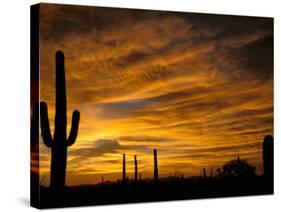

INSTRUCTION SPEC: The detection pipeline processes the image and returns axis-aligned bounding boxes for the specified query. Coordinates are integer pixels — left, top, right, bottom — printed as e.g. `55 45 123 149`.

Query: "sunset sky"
37 3 273 186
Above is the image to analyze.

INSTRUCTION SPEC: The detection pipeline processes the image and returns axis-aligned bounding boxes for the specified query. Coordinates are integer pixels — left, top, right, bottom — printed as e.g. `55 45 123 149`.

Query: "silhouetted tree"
216 157 256 177
40 51 80 191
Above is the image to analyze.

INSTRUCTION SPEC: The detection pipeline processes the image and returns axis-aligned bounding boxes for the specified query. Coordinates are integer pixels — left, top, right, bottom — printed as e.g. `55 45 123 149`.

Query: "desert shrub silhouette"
216 157 256 177
40 51 80 191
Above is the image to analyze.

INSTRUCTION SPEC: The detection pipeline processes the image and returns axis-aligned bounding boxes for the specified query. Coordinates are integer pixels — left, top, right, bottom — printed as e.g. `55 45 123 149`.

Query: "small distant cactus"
134 155 138 183
154 149 158 183
203 168 207 178
40 51 80 190
263 135 273 180
122 153 126 183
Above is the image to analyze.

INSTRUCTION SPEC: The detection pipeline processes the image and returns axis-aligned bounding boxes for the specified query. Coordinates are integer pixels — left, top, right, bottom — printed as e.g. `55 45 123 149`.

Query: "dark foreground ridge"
39 175 272 209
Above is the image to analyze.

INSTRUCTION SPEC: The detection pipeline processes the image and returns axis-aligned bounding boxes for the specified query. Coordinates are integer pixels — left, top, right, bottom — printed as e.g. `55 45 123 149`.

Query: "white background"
0 0 280 211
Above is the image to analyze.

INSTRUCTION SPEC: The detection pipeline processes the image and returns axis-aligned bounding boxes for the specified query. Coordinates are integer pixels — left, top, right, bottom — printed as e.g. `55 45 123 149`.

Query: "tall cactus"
263 135 273 181
122 153 126 183
154 149 158 183
134 155 138 183
40 51 80 190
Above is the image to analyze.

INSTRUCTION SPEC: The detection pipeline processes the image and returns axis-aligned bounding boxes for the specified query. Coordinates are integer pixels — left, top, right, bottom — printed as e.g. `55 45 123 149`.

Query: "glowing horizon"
35 4 273 186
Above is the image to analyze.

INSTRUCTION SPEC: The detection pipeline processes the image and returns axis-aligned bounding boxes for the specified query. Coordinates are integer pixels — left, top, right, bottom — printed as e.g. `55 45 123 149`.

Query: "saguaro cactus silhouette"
154 149 158 183
134 155 138 183
122 153 126 183
263 135 273 181
40 51 80 190
203 168 207 178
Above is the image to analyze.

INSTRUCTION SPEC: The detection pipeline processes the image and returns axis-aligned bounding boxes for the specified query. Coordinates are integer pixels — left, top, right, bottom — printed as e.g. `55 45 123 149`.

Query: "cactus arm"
40 102 53 148
54 51 67 140
67 110 80 146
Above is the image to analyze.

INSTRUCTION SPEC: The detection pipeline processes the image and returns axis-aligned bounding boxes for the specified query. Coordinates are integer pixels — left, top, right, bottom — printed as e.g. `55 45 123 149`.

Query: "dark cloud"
70 139 119 157
40 3 165 42
221 107 273 119
234 129 273 136
133 92 262 122
117 51 152 67
92 99 152 119
69 139 151 158
228 35 273 79
181 13 272 41
212 16 271 41
146 86 216 103
167 142 262 160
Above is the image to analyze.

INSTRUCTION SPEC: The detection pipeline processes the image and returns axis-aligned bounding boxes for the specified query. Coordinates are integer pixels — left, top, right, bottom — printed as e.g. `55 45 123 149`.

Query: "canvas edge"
30 3 41 209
